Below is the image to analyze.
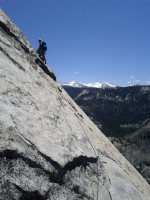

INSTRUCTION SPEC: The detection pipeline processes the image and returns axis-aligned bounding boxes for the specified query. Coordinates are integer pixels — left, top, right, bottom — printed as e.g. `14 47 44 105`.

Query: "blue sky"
1 0 150 86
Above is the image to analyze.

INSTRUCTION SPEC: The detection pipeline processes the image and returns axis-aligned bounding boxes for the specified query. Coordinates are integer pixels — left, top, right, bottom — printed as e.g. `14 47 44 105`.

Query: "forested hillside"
63 85 150 137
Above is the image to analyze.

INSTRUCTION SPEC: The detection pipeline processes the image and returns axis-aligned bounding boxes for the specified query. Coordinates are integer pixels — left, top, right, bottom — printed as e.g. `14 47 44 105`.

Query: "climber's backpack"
42 42 47 52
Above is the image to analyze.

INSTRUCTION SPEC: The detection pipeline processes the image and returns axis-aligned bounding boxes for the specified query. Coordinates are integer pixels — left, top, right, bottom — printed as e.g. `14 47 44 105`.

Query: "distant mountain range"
60 81 117 88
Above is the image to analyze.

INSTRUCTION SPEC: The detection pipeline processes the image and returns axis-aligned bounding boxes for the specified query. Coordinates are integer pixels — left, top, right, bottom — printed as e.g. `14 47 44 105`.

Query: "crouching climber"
36 38 47 64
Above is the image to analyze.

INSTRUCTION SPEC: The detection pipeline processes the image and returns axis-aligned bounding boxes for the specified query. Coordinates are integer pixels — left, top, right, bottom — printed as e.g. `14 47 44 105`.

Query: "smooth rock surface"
0 8 150 200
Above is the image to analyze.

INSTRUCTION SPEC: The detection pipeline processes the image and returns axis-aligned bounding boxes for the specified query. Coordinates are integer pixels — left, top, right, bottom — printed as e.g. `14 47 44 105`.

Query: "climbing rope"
77 116 100 200
59 98 100 199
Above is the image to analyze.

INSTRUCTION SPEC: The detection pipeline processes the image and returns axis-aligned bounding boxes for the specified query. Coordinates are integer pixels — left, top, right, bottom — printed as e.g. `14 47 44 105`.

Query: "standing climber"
36 38 47 64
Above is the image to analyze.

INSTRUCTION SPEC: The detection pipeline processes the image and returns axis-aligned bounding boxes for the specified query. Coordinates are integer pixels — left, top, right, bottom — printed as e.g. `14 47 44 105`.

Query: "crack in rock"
35 57 56 81
0 20 56 81
0 149 98 186
14 184 46 200
0 20 29 53
0 46 25 72
65 183 93 199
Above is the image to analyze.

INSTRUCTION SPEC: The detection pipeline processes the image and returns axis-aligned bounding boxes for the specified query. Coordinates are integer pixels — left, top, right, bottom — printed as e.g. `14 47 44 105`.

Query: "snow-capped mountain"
60 81 85 88
60 81 117 88
84 82 116 88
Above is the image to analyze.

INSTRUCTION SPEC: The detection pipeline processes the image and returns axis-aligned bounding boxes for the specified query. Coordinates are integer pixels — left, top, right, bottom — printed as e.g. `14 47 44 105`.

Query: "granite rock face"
0 8 150 200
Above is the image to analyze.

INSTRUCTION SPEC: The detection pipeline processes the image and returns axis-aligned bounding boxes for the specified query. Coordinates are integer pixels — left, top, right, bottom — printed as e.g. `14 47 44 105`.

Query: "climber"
36 38 47 64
